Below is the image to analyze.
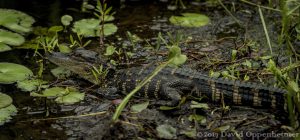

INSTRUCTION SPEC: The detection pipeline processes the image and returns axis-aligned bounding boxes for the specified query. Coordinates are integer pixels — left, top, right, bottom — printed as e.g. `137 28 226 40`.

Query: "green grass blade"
258 6 273 55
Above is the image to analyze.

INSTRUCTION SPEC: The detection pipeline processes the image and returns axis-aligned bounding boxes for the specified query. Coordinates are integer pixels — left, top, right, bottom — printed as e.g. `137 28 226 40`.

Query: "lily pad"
0 9 35 33
31 87 85 104
0 43 12 52
55 91 85 105
61 15 73 26
17 79 48 92
0 29 25 46
0 62 33 84
169 13 210 27
0 104 17 126
43 87 67 97
0 93 13 108
72 18 117 37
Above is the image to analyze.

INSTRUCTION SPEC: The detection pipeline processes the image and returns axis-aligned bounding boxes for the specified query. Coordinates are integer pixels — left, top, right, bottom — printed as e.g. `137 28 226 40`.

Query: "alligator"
46 50 289 114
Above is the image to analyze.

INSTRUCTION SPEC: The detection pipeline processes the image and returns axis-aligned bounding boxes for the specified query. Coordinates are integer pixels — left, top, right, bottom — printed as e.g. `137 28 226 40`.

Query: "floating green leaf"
43 87 67 97
0 104 17 126
0 8 35 33
156 124 177 139
0 93 17 126
0 93 12 108
31 87 84 104
61 15 73 26
17 79 48 92
72 18 117 37
0 43 12 52
55 91 85 105
0 29 25 46
0 63 33 84
169 13 210 27
130 101 149 113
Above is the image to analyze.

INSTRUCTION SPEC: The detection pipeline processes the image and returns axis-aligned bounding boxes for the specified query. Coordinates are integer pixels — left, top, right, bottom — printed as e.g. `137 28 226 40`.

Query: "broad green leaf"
58 44 72 53
156 124 177 139
168 45 181 59
48 26 63 33
0 63 33 84
104 45 116 56
168 45 187 66
0 29 25 46
42 87 67 97
17 79 48 92
130 101 149 113
31 87 84 104
169 13 210 27
0 93 12 108
0 104 17 126
0 43 11 52
170 54 187 66
73 18 100 37
72 18 117 37
102 23 118 36
61 15 73 26
55 91 85 105
0 9 35 33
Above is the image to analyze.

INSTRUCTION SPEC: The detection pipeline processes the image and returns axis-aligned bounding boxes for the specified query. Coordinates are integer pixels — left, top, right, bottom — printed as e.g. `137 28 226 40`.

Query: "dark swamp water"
0 0 299 139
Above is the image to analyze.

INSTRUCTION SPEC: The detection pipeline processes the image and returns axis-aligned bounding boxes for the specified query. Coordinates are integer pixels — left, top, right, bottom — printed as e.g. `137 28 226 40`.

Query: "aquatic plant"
0 29 25 52
94 0 115 47
72 18 117 37
0 9 35 52
31 87 85 105
61 15 73 27
17 79 48 92
0 62 33 84
0 9 35 33
169 13 210 27
0 93 17 126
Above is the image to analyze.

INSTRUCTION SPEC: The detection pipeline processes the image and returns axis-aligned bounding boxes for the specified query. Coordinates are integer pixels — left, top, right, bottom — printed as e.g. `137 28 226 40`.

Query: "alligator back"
47 52 287 112
112 65 287 111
